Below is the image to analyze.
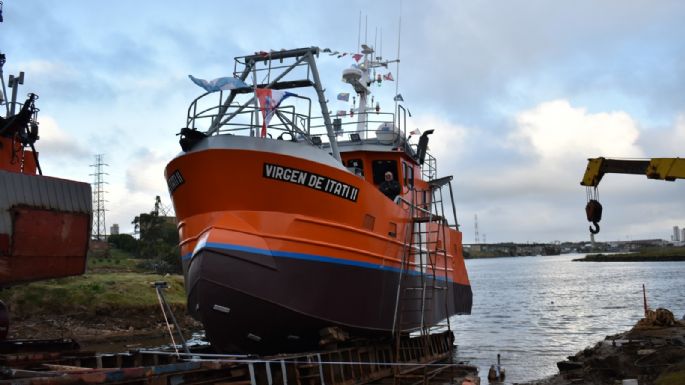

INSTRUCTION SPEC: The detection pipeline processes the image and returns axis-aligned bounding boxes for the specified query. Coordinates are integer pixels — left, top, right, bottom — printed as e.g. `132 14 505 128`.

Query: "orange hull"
166 137 472 352
168 146 468 283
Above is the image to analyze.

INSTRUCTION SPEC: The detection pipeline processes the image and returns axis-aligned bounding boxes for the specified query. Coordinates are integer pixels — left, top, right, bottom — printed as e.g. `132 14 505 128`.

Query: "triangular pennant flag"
383 72 394 81
255 88 297 137
393 94 404 102
352 53 363 62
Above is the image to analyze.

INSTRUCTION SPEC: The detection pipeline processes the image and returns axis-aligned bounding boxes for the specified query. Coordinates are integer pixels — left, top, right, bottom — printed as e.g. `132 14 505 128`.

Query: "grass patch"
87 248 141 273
656 368 685 385
0 272 186 318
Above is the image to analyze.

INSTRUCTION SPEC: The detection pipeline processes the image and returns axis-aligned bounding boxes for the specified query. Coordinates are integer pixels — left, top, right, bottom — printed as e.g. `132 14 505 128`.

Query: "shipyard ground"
8 311 202 352
0 330 478 384
7 306 685 384
525 309 685 385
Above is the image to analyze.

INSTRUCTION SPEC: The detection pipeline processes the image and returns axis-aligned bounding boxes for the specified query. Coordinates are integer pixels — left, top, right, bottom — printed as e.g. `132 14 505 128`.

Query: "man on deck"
379 171 401 200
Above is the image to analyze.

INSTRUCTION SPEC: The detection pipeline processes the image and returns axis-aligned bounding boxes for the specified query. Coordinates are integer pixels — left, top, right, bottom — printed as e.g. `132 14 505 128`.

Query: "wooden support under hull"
0 332 479 385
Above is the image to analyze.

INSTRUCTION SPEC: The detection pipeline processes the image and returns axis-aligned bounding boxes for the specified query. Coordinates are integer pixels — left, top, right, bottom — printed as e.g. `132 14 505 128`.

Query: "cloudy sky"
1 0 684 243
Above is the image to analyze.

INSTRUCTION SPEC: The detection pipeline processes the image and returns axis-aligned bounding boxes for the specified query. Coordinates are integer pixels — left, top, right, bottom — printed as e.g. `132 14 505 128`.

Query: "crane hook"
585 199 603 235
589 222 600 234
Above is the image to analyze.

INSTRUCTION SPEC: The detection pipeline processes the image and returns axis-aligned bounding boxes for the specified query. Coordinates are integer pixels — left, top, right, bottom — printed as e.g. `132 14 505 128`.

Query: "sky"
1 0 684 244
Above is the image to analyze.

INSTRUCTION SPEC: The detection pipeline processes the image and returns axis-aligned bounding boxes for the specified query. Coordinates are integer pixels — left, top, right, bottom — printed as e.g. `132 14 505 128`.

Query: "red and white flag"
383 72 394 81
255 88 296 137
352 53 363 62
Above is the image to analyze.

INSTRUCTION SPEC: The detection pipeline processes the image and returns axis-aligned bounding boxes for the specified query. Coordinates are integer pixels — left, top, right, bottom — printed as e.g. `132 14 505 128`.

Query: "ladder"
392 176 459 384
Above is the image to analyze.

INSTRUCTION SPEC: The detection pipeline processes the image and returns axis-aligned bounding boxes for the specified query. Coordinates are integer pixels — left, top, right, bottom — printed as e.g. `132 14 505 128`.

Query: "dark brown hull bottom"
186 245 472 353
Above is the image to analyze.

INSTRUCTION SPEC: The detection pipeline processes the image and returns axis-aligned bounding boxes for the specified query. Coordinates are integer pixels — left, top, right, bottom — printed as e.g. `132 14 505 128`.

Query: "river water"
449 253 685 384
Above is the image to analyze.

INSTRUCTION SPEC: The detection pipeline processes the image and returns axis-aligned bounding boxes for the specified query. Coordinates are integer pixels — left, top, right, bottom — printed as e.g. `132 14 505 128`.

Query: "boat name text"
167 170 185 194
263 163 359 202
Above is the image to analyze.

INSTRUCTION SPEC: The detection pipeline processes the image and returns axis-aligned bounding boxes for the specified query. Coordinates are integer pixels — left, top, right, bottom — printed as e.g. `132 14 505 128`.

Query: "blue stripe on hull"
184 241 455 283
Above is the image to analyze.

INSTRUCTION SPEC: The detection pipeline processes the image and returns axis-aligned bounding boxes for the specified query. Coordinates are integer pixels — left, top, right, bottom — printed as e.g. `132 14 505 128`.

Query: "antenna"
380 28 383 59
374 27 377 62
90 154 109 241
357 10 361 53
394 2 402 110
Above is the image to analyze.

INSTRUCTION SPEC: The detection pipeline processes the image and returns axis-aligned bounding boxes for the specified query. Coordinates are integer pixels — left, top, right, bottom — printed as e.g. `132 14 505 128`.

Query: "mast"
356 44 374 136
344 43 399 139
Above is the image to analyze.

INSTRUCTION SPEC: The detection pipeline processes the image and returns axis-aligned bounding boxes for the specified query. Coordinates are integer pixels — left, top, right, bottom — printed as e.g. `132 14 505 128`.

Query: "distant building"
674 226 681 242
110 223 120 236
681 228 685 243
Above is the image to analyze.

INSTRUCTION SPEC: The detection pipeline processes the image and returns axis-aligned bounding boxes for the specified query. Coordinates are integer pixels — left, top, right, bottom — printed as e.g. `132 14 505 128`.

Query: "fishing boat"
165 46 472 353
0 54 92 339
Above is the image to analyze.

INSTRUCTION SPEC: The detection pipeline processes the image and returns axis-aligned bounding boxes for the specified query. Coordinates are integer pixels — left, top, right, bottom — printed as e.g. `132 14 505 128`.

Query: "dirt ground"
7 306 204 352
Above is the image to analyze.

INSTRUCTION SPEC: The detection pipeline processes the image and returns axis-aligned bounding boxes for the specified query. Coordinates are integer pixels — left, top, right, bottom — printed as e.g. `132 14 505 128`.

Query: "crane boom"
581 157 685 187
580 157 685 235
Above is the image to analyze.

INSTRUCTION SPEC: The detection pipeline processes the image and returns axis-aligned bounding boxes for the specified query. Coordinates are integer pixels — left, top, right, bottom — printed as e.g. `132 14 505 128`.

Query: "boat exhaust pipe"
416 129 434 165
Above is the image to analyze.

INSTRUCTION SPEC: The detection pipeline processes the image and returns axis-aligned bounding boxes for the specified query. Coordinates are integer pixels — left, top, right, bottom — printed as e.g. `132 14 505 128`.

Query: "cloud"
457 99 645 200
510 100 644 164
125 148 173 195
399 0 685 126
35 115 91 159
449 100 663 242
14 59 116 102
412 114 468 163
664 114 685 153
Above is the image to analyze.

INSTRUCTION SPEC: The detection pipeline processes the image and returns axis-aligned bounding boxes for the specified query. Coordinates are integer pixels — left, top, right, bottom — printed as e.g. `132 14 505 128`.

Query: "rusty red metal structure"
0 89 92 340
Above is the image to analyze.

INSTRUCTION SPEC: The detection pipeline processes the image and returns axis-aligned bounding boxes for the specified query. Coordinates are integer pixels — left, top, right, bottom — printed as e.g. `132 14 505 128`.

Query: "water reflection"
451 253 685 384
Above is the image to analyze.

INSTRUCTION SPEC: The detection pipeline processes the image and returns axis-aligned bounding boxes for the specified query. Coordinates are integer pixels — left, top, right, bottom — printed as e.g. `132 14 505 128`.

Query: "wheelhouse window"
346 158 364 176
402 161 414 189
372 160 398 185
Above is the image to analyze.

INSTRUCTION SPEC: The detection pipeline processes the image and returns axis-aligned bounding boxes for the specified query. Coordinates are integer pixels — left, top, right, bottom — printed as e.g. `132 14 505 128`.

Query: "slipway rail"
0 332 478 384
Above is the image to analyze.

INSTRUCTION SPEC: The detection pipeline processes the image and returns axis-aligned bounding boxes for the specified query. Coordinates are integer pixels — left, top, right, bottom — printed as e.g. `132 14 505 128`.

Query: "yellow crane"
580 157 685 234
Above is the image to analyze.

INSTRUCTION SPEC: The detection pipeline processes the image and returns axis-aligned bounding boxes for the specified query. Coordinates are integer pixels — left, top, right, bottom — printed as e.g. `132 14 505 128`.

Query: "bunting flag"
188 75 248 93
317 47 366 62
337 92 350 102
255 88 297 137
383 72 394 81
393 94 404 102
336 110 347 117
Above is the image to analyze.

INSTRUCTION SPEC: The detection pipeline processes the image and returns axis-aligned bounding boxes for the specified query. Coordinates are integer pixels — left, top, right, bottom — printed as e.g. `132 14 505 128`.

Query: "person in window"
379 171 401 200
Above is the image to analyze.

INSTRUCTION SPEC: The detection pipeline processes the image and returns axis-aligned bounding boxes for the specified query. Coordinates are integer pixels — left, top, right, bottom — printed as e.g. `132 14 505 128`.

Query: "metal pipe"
8 71 23 116
306 53 341 162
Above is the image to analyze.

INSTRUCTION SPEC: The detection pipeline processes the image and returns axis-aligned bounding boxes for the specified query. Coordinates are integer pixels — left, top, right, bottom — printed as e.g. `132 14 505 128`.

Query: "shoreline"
574 254 685 262
524 309 685 385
